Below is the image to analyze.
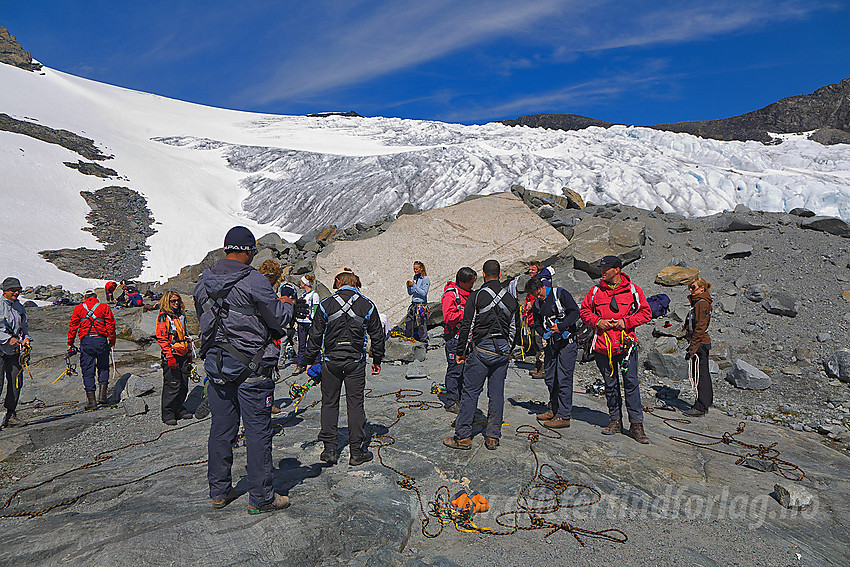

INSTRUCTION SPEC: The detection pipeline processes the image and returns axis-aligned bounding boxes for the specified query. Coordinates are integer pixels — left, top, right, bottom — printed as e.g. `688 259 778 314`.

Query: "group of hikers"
0 225 713 514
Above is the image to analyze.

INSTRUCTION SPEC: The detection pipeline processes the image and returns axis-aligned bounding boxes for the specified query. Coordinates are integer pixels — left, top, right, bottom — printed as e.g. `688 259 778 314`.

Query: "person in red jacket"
441 267 476 413
104 281 117 302
68 289 116 409
156 291 193 425
579 256 652 444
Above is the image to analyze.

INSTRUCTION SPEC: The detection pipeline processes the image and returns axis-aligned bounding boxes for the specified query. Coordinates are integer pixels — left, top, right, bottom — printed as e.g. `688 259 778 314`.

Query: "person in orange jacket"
156 291 193 425
579 256 652 444
68 289 116 409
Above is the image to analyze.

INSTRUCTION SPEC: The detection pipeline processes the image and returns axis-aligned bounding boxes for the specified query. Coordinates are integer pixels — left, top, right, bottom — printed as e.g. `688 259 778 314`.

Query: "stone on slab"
744 284 770 302
567 217 644 277
800 216 850 238
712 213 766 232
383 337 426 363
405 361 429 379
122 396 148 417
773 483 814 510
645 348 688 379
824 350 850 383
762 292 799 317
739 456 778 473
655 266 699 286
726 359 772 390
723 243 753 259
121 374 156 398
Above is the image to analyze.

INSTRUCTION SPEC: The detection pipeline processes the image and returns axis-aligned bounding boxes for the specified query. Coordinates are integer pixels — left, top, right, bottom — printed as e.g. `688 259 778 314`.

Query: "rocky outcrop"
39 186 156 279
0 114 112 161
0 27 42 71
500 77 850 145
315 193 570 325
63 160 118 178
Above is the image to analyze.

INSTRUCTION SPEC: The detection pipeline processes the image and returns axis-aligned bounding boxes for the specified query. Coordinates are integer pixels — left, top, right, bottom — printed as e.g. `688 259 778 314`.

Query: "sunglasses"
689 284 698 291
609 294 619 313
169 298 180 303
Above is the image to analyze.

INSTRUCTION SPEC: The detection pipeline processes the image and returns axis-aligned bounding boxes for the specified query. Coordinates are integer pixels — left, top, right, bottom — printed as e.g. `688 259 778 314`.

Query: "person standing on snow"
67 288 116 410
440 267 476 413
579 256 652 444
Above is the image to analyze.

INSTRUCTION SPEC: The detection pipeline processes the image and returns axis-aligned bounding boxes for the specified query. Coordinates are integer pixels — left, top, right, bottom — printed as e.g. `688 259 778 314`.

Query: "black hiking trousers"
691 344 713 412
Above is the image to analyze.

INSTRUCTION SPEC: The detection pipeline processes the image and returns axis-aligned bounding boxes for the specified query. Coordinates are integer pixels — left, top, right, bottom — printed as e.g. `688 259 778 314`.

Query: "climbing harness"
15 343 33 389
51 352 77 385
644 407 805 481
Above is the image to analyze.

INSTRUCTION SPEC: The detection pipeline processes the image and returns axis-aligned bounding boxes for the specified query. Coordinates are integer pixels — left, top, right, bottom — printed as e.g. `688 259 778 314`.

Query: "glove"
542 330 553 340
166 356 178 369
67 345 77 357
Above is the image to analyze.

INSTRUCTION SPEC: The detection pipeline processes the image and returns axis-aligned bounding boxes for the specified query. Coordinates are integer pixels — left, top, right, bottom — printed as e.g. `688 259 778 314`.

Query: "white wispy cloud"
234 0 829 109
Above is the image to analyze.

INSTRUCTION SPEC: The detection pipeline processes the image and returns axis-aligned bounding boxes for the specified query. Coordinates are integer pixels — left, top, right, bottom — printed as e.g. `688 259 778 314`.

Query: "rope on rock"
0 418 210 519
644 406 805 481
365 388 628 545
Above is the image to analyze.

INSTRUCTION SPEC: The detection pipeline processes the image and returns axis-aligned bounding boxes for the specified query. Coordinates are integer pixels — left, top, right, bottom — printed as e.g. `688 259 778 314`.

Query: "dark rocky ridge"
500 113 615 131
63 160 118 178
0 26 42 71
500 77 850 145
0 113 112 161
39 186 156 279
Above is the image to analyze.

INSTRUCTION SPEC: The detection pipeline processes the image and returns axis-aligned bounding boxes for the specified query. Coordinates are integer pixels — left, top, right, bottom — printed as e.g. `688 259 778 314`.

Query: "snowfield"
1 63 849 290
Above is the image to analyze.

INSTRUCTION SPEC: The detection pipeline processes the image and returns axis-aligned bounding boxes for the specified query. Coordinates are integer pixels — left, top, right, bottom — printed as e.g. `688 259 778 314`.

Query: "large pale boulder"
315 193 570 325
656 266 699 286
566 218 645 277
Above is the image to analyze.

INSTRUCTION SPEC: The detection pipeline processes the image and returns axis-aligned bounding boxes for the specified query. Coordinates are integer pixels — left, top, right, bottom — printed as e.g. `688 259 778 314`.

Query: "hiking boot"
164 418 178 426
349 446 374 466
177 409 194 420
445 403 460 414
536 410 555 421
85 391 98 410
195 397 210 419
682 407 705 418
3 413 21 427
629 422 650 444
529 370 545 379
290 366 305 376
320 444 338 465
211 488 238 509
484 437 499 450
542 417 571 429
443 436 472 450
601 419 622 435
247 493 290 514
271 405 281 415
97 384 109 405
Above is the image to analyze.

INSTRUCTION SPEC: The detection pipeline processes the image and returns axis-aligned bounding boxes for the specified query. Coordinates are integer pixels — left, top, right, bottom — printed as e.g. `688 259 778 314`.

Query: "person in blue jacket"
525 276 580 429
404 261 430 343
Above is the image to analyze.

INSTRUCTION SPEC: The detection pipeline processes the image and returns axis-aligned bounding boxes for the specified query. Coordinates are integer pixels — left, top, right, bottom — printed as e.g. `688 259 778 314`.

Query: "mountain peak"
0 27 43 72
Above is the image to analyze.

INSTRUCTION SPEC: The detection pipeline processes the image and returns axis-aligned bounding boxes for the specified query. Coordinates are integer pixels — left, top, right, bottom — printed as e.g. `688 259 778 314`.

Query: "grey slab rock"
762 292 799 317
257 232 284 249
567 217 644 277
824 350 850 383
292 259 315 275
723 243 753 259
719 297 737 314
789 207 816 217
774 483 814 510
744 284 770 302
250 248 276 268
315 193 569 325
712 213 766 232
739 456 778 472
122 396 148 417
383 337 426 363
800 216 850 238
405 361 429 379
645 348 688 380
120 373 157 398
726 359 772 390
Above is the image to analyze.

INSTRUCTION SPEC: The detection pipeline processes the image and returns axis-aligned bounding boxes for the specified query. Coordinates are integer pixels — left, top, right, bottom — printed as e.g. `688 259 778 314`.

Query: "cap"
84 289 96 296
598 255 622 269
1 277 22 291
223 226 257 252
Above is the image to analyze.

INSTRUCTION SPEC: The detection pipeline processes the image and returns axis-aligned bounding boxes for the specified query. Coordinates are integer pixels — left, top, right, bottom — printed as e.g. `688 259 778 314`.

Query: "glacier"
0 62 849 289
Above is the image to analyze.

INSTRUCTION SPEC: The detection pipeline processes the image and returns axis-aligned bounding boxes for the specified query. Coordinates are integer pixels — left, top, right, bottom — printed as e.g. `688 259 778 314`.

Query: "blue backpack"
646 294 670 318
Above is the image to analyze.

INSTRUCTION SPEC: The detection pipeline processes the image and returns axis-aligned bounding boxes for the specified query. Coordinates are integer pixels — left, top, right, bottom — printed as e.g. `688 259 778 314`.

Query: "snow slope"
1 63 849 290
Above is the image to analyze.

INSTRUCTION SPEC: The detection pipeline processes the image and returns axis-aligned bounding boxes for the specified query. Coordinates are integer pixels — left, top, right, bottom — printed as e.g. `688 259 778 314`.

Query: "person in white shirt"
292 275 321 374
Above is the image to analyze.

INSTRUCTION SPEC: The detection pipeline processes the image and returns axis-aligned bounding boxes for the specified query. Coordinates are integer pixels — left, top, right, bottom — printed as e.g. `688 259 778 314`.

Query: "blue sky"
3 1 849 125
